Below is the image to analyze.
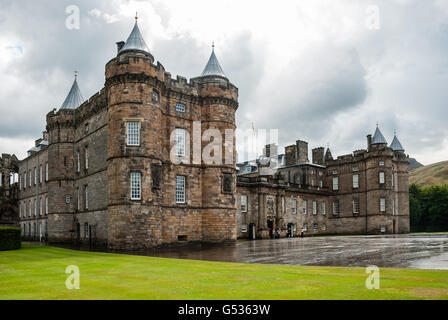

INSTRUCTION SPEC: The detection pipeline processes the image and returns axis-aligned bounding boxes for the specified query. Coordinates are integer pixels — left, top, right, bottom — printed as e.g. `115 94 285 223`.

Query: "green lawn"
0 245 447 300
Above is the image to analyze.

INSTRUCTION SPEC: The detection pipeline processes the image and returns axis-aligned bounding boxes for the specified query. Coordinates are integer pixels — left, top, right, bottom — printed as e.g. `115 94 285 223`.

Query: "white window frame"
333 177 339 191
379 171 385 184
85 185 88 210
77 152 80 172
392 199 395 216
40 165 43 183
302 200 307 214
130 172 141 201
45 197 48 215
29 169 31 186
34 167 37 185
322 202 326 215
241 224 247 233
175 103 185 112
380 198 386 212
24 172 26 189
333 200 340 215
353 199 360 214
84 223 89 239
353 174 359 188
319 180 323 188
127 121 140 146
292 199 297 214
85 147 89 170
312 200 317 215
175 128 186 157
241 195 248 213
176 175 186 204
45 162 48 181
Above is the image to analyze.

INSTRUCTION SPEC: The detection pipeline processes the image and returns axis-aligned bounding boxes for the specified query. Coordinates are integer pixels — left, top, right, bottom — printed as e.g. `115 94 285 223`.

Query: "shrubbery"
0 227 21 251
410 184 448 232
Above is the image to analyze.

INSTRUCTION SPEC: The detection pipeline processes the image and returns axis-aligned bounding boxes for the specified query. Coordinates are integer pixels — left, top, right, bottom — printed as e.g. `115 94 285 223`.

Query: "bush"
0 227 21 251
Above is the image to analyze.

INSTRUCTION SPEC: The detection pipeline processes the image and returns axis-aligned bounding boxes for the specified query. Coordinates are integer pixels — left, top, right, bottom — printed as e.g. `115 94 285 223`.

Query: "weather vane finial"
74 70 78 78
376 121 379 127
212 41 215 50
135 11 138 21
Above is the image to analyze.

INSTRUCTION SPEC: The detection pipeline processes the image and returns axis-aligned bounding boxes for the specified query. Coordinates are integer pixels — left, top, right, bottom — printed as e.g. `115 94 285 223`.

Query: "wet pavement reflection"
135 234 448 270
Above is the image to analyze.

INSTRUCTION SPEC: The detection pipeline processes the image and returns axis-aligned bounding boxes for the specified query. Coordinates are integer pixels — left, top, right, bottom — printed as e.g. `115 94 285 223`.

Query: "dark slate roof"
201 48 226 77
60 77 84 110
372 126 388 145
119 20 150 55
390 134 405 151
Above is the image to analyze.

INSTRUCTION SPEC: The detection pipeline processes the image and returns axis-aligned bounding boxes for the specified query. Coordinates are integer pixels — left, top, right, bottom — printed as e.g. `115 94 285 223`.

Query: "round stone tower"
192 45 239 242
105 18 166 249
46 75 84 242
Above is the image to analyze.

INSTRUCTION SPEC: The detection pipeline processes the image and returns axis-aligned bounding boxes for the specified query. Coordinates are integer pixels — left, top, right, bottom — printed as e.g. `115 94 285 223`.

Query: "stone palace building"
0 17 409 250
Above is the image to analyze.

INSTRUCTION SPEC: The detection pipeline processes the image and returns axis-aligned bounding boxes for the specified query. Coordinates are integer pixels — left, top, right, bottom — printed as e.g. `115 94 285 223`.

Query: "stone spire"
60 71 84 110
201 43 226 78
371 124 388 145
325 147 333 161
390 132 405 151
118 15 150 56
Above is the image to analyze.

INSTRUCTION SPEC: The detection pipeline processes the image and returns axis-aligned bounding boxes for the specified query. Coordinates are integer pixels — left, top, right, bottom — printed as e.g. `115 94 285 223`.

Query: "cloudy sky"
1 0 447 165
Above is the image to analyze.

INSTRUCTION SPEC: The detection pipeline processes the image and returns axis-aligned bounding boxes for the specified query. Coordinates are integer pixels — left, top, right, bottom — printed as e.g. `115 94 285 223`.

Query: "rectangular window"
85 148 89 170
292 199 297 214
353 199 360 214
175 103 185 112
176 175 185 204
34 199 36 216
241 195 247 213
392 173 395 187
24 172 26 189
175 128 186 157
282 196 285 214
333 200 340 215
130 172 141 200
84 185 88 210
302 200 307 214
302 224 308 232
45 197 48 215
222 173 233 193
312 200 317 215
380 198 386 212
19 174 21 189
313 223 317 232
77 187 80 211
379 161 385 166
77 152 80 172
40 197 42 216
310 179 315 187
379 172 385 184
34 168 37 185
152 91 159 102
241 224 247 233
319 180 323 188
45 162 48 181
332 170 338 175
39 165 42 183
353 174 359 188
353 166 359 172
127 121 140 146
29 170 31 186
392 199 395 216
322 202 326 215
333 177 339 191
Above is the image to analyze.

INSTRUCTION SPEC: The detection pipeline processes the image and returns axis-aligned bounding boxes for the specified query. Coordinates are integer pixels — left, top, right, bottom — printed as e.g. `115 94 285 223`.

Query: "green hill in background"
409 160 448 187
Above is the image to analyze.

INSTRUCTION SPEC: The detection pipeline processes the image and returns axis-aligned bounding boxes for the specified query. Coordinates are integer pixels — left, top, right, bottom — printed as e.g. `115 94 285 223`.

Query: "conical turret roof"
372 126 387 145
201 46 226 78
60 76 84 110
325 148 333 161
119 19 150 55
390 134 405 151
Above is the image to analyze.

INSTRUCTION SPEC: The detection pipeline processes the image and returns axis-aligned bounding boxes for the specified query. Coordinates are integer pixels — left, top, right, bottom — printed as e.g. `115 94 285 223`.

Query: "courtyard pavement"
145 233 448 270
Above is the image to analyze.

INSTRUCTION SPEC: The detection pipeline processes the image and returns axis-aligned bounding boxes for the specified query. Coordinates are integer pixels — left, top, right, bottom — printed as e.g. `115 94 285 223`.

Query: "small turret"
60 72 84 110
118 14 151 57
200 43 226 78
390 132 405 152
325 147 333 161
371 124 387 145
